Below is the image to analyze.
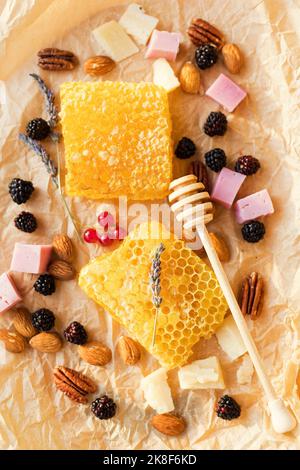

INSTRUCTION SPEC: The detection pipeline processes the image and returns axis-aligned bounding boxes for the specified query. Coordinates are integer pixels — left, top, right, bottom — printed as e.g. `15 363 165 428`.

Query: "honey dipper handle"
199 226 297 434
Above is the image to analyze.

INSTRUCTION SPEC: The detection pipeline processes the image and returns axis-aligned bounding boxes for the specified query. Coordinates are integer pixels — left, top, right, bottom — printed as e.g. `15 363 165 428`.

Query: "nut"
53 234 73 262
117 336 141 365
239 272 264 319
78 341 112 366
179 62 202 94
48 260 75 281
29 332 62 353
0 328 26 353
37 48 77 71
151 413 186 436
13 307 37 338
187 18 225 49
222 43 243 74
84 56 116 76
189 160 210 193
53 366 97 404
209 233 230 262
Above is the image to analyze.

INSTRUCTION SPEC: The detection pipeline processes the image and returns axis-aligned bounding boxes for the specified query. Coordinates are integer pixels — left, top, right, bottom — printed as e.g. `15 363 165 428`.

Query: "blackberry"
32 308 55 331
34 274 56 296
91 396 117 420
204 111 227 137
14 211 37 233
26 118 50 141
216 395 241 421
235 155 260 176
195 44 218 70
175 137 196 159
241 221 265 243
64 321 87 345
205 148 226 172
8 178 34 205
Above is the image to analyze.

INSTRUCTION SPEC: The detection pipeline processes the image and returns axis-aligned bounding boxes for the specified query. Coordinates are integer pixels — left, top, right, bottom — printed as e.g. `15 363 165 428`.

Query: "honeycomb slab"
79 222 228 369
60 81 173 200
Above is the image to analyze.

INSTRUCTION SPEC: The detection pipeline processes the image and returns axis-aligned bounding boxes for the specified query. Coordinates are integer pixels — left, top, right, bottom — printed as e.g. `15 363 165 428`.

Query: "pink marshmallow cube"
10 243 52 274
206 73 247 112
145 30 181 61
211 168 246 208
234 189 274 224
0 272 22 314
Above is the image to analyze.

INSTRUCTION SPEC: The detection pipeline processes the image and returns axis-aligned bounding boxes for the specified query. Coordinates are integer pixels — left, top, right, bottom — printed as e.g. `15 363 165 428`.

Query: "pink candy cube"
206 73 247 112
235 189 274 224
145 30 181 61
211 168 246 208
10 243 52 274
0 272 22 314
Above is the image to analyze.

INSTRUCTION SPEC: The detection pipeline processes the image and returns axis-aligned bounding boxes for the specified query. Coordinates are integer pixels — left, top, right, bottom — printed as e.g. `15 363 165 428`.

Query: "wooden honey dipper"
169 174 296 434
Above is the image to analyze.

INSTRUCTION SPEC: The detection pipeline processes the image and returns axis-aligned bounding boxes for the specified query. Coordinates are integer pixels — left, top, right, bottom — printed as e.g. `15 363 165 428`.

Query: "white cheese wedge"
119 3 159 46
141 368 174 414
216 315 247 361
92 20 139 62
178 356 225 390
152 58 180 93
237 355 254 384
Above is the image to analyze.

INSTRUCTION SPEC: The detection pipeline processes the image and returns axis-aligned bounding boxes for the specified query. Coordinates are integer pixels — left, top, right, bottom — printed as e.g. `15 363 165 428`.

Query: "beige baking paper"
1 0 300 450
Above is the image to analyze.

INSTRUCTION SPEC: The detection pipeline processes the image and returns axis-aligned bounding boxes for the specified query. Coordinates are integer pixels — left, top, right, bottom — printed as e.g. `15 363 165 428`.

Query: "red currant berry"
97 211 115 229
99 232 113 246
83 228 98 243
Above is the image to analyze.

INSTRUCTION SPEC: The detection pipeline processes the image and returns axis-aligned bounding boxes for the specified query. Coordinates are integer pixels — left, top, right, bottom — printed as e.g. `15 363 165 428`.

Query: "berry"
14 211 37 233
34 274 56 296
8 178 34 205
216 395 241 421
98 232 113 246
111 225 127 240
32 308 55 332
175 137 196 159
195 44 218 70
26 118 50 141
205 148 226 172
204 111 228 137
91 395 117 420
64 321 87 345
97 211 115 229
83 228 98 243
235 155 260 176
241 221 265 243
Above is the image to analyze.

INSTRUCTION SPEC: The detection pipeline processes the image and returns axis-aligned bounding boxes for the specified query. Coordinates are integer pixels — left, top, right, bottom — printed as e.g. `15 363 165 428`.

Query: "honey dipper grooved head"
168 175 214 229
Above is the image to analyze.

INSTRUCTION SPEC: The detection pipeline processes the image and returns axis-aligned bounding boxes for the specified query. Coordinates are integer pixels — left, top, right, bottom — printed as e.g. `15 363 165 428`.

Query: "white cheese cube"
216 315 247 360
178 356 225 390
141 368 174 414
92 20 139 62
119 4 159 46
152 58 180 93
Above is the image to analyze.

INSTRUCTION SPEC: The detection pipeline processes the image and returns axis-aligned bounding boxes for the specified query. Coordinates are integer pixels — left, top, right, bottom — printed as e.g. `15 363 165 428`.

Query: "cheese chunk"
92 20 139 62
237 355 254 384
119 4 158 45
178 356 225 390
141 368 174 414
216 315 247 360
153 58 180 93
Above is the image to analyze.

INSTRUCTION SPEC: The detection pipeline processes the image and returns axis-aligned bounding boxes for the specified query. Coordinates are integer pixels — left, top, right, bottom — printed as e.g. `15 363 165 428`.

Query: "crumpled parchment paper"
1 0 300 450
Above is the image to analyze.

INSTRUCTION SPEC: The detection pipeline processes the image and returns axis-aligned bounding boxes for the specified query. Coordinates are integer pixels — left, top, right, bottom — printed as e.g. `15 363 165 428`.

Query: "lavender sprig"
29 73 59 129
150 243 165 347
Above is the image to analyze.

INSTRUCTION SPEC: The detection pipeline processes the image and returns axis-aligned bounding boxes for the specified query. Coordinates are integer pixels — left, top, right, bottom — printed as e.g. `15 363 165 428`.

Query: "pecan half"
37 48 77 71
53 366 97 404
239 272 264 319
187 18 225 49
190 160 210 193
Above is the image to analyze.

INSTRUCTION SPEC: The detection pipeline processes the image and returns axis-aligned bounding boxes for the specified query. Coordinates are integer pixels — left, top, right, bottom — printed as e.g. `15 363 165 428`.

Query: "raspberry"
8 178 34 205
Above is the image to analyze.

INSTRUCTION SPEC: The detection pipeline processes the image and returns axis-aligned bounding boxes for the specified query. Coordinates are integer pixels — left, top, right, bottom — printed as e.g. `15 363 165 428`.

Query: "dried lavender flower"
29 73 59 129
150 243 165 347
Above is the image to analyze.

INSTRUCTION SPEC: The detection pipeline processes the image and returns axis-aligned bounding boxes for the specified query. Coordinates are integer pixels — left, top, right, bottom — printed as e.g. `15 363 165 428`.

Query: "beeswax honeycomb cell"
60 81 173 200
79 222 228 369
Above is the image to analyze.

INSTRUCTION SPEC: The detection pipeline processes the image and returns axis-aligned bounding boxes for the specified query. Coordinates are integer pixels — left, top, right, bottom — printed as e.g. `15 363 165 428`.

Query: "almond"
222 43 243 74
151 413 186 436
48 260 75 281
179 61 202 94
53 234 73 262
78 340 112 366
84 56 116 77
29 332 62 353
0 328 26 353
209 233 230 262
13 307 37 338
117 336 141 365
